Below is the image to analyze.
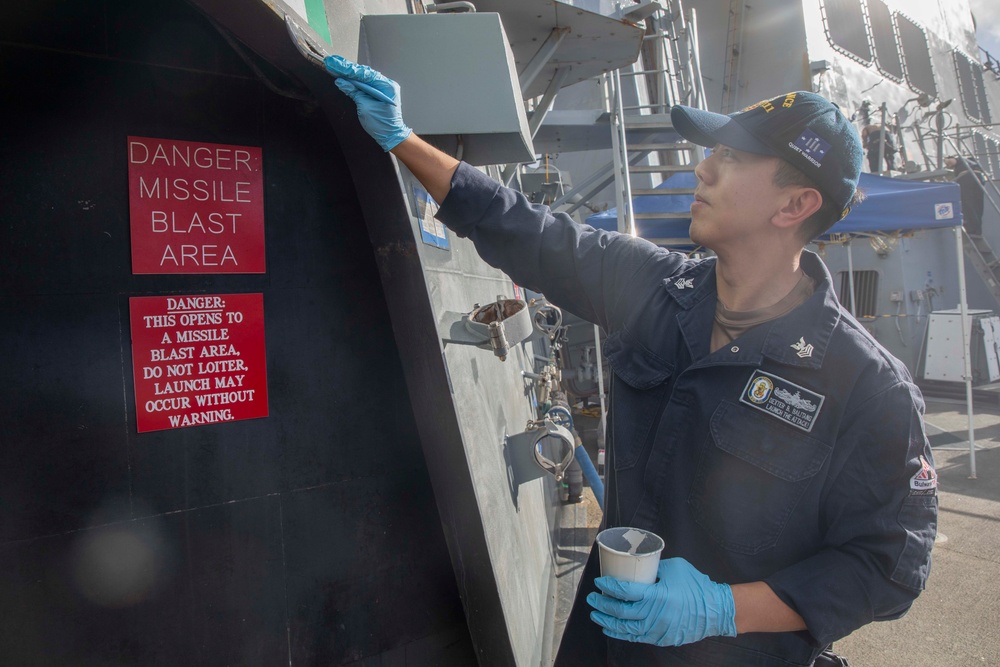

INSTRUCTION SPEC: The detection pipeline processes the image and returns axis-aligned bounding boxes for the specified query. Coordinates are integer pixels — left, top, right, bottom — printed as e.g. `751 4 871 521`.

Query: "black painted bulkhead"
0 1 474 663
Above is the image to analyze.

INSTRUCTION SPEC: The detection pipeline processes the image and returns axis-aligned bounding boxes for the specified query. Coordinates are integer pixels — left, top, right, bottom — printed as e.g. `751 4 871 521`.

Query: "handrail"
943 134 1000 221
609 69 636 236
425 2 476 12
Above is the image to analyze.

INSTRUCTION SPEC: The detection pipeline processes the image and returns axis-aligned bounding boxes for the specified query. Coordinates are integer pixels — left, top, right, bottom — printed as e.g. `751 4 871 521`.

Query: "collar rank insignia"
674 278 694 290
790 337 814 358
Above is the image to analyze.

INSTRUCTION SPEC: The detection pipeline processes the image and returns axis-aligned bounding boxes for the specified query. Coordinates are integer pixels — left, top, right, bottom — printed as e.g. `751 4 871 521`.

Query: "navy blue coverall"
436 163 938 666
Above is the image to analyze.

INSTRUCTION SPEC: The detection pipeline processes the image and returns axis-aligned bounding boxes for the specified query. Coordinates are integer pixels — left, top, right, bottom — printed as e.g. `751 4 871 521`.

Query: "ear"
772 187 823 230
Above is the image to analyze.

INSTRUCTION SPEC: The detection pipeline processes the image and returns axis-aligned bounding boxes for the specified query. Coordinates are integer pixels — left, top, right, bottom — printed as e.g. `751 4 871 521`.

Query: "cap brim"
670 105 774 156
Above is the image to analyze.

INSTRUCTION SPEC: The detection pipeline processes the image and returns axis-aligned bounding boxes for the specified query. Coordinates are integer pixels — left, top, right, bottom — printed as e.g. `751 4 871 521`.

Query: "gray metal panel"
924 310 992 382
532 109 612 153
362 13 534 165
533 109 687 154
812 229 961 376
184 1 527 663
385 162 565 667
473 0 645 99
185 2 580 664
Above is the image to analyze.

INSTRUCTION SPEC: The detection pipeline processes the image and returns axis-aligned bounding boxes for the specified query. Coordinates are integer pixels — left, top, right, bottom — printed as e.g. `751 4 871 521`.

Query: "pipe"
846 240 856 316
954 225 978 478
688 8 707 109
594 323 607 455
547 400 604 509
877 103 888 174
611 69 635 235
574 444 605 511
519 27 570 95
501 67 572 186
425 2 476 13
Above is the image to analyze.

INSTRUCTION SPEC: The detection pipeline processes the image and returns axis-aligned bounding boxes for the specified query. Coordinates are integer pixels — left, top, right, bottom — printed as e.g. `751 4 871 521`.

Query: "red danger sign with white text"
128 136 265 274
130 293 269 433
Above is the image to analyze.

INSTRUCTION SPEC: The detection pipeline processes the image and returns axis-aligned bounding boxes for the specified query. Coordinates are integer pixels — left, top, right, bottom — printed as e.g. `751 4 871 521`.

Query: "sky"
969 0 1000 61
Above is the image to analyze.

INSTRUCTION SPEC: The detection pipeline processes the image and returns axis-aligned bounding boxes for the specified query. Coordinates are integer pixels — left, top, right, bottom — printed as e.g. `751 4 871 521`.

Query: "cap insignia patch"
789 129 831 168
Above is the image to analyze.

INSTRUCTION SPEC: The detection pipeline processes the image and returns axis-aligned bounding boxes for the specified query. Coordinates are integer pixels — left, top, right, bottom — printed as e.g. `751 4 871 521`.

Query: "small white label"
934 202 954 220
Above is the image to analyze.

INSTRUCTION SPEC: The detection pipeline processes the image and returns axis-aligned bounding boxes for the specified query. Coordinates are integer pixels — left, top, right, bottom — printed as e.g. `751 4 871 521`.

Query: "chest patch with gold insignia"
740 370 825 432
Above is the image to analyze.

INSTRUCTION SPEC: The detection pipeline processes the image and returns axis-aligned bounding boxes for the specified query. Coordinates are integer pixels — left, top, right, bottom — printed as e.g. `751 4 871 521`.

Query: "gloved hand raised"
586 557 737 647
324 55 412 152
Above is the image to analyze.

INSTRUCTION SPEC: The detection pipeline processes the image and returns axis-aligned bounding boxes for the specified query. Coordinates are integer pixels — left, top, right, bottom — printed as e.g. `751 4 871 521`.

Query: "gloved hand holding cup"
588 529 737 647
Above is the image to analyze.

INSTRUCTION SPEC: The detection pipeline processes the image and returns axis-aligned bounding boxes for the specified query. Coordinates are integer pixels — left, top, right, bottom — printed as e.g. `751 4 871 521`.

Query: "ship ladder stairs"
943 134 1000 310
607 0 708 240
962 231 1000 309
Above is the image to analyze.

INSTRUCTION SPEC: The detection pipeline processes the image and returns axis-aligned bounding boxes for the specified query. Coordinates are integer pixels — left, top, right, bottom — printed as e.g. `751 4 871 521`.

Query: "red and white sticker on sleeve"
909 455 938 496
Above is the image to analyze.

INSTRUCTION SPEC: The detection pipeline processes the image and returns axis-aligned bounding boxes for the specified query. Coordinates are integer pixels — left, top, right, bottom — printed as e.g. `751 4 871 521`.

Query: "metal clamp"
529 300 563 338
440 296 532 361
527 418 576 481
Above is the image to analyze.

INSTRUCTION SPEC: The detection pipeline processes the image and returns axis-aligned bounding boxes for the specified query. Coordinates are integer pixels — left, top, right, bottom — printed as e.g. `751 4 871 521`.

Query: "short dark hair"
772 160 866 242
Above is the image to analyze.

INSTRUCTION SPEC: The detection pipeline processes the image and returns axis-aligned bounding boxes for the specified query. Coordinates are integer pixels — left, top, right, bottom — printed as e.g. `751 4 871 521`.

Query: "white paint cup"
596 526 664 585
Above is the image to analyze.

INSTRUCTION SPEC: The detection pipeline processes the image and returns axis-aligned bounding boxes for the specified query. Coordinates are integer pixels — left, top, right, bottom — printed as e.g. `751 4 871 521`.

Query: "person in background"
861 123 897 173
324 57 938 667
945 155 987 236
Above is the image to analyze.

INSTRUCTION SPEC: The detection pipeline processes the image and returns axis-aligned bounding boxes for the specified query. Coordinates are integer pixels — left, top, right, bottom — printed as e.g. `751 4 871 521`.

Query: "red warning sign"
129 293 269 433
127 136 265 274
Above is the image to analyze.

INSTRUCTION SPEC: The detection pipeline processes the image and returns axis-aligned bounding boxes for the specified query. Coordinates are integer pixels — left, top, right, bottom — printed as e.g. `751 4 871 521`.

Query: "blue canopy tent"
823 172 961 236
585 170 962 241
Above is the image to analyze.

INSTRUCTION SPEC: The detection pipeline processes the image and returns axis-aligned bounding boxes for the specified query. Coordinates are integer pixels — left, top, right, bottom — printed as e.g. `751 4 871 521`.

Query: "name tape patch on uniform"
740 370 825 432
910 455 938 496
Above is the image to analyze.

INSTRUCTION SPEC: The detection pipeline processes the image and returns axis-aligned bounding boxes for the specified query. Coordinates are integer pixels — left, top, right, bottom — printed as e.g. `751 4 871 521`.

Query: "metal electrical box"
923 309 1000 384
361 12 534 166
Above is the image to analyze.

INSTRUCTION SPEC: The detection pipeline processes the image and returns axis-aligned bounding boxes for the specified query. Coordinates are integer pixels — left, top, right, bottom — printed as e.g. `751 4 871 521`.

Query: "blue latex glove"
324 55 412 151
586 557 737 647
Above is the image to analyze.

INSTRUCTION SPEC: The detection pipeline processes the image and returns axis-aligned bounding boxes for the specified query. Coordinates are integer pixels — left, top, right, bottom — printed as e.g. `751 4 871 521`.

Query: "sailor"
861 123 897 173
324 57 937 667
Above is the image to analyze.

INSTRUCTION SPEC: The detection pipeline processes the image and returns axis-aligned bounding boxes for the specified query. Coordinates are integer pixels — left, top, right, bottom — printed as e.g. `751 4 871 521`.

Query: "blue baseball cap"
670 92 863 217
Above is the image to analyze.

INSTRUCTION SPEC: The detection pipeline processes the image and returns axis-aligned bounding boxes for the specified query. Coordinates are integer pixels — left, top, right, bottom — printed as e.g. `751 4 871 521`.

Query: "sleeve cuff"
435 162 503 236
764 553 876 646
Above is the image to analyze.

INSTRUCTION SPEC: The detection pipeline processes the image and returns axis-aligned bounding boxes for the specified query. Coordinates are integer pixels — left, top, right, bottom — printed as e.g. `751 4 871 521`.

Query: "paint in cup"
596 526 664 584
